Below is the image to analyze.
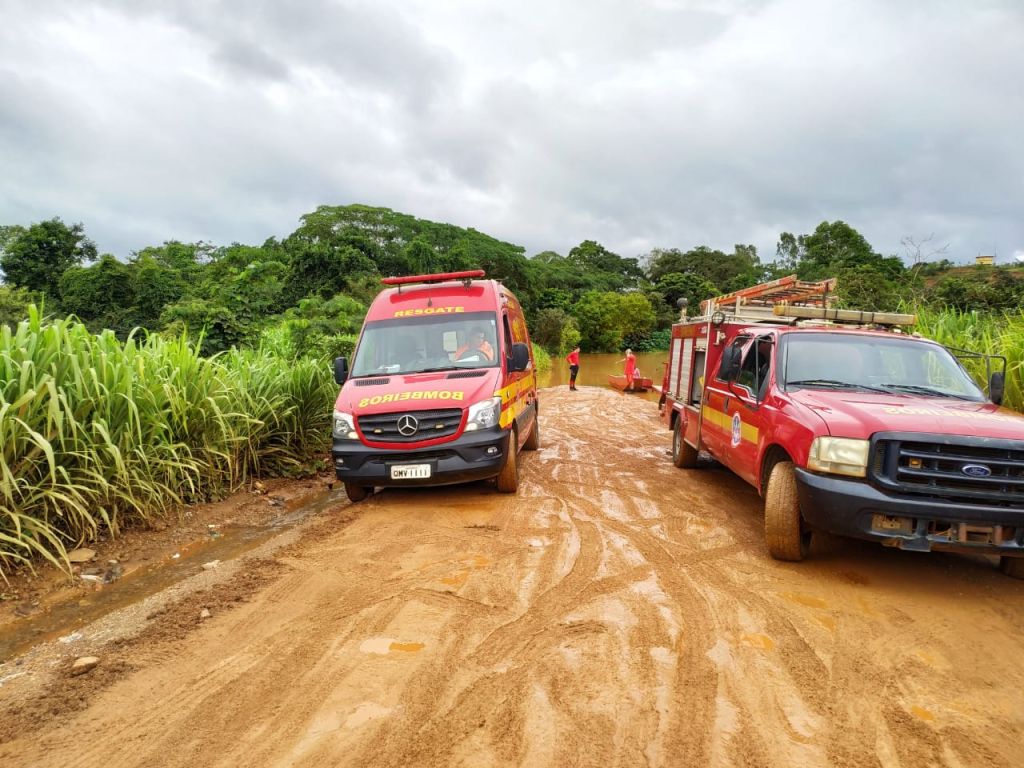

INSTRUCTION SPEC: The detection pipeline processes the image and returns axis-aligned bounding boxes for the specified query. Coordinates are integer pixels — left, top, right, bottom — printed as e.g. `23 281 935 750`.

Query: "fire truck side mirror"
334 356 349 386
990 371 1005 405
509 343 530 372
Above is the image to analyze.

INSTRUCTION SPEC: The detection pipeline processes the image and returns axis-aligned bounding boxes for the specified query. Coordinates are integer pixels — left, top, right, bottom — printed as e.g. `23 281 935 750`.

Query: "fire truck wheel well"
760 445 793 496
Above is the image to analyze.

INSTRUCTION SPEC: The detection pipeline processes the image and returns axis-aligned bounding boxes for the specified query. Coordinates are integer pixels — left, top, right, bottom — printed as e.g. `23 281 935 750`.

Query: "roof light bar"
381 270 486 286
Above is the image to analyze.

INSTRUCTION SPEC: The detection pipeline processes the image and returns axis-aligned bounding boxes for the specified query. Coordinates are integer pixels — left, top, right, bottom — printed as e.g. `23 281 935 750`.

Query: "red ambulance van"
331 270 539 502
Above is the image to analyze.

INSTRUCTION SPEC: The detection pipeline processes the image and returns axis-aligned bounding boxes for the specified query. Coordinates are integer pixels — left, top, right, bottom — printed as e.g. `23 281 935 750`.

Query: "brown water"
0 489 346 663
538 352 666 400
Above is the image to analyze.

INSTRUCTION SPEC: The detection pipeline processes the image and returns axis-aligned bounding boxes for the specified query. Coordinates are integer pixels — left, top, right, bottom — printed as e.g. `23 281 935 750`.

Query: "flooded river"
538 351 666 397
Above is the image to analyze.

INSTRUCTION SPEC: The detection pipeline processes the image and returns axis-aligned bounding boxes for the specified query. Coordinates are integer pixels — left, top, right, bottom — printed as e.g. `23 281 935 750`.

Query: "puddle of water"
739 633 776 651
440 570 469 587
389 642 424 653
782 592 829 610
910 705 935 722
360 637 425 655
0 489 346 663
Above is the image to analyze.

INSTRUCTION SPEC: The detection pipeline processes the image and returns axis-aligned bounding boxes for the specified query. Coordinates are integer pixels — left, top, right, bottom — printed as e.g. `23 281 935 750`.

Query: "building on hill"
975 254 995 266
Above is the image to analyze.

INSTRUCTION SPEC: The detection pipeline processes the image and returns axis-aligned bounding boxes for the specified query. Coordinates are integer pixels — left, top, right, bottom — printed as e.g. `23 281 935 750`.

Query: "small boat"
608 374 653 392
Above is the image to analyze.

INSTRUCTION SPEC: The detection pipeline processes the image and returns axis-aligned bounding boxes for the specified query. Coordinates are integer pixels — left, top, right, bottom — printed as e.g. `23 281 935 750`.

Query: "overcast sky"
2 0 1022 266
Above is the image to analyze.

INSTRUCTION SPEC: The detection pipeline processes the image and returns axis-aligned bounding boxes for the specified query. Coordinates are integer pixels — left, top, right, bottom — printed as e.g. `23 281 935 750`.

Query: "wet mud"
1 386 1023 767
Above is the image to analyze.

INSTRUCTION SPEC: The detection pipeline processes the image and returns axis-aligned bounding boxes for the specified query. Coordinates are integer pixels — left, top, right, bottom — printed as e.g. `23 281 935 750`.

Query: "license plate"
390 464 431 480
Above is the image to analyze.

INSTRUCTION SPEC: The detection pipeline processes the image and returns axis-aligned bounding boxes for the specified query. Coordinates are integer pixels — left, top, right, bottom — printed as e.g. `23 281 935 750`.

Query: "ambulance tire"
672 418 698 468
344 483 370 503
764 461 809 562
999 556 1024 580
496 432 520 493
524 415 540 451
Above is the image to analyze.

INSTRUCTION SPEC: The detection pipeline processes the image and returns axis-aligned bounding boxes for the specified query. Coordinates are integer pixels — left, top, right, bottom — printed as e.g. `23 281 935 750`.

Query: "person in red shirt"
565 345 581 390
621 348 637 390
455 328 495 362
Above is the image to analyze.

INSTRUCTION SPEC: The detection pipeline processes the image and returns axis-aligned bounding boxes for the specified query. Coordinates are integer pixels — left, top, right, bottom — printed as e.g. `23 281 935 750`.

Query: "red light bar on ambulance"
381 270 485 286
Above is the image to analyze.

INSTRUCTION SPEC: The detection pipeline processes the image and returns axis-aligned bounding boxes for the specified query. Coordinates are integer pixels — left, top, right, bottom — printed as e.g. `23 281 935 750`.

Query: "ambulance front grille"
358 408 463 442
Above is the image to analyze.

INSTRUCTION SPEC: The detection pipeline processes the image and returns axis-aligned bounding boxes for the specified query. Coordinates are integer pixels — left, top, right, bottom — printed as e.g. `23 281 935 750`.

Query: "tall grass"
0 309 335 575
913 306 1024 411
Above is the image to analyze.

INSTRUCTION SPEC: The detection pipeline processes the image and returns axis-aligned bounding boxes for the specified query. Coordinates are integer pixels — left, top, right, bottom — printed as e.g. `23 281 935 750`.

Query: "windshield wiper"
878 383 974 400
786 379 888 393
407 366 459 374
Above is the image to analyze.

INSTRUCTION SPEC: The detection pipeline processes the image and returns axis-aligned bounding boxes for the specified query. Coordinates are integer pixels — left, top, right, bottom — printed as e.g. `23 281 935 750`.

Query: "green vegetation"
0 309 333 575
913 307 1024 411
3 205 1024 573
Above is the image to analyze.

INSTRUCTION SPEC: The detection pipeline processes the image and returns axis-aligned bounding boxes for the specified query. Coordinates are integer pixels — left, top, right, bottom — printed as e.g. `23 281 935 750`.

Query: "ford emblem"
961 464 992 478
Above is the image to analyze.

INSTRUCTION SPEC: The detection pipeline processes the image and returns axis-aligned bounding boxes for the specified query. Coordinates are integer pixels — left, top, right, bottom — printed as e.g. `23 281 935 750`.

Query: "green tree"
59 254 136 333
0 218 97 301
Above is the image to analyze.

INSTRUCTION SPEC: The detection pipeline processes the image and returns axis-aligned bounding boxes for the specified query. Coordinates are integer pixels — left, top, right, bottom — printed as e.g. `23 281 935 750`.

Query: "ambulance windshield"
780 333 985 401
350 311 500 377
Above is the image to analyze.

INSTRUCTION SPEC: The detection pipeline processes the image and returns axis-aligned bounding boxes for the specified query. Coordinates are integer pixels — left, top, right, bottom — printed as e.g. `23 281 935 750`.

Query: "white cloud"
1 0 1022 264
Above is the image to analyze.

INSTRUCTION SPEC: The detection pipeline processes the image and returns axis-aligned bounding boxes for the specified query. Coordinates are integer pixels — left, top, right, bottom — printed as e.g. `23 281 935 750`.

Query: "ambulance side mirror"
334 356 349 386
509 343 530 372
990 371 1005 405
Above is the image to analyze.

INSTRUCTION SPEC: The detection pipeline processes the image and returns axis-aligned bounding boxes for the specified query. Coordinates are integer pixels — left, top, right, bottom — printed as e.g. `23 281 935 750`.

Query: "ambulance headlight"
465 397 502 431
333 410 358 440
807 437 869 478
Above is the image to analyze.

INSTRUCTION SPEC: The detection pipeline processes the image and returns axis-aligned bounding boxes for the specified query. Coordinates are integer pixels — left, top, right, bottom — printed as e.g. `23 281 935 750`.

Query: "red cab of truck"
331 270 539 502
662 276 1024 577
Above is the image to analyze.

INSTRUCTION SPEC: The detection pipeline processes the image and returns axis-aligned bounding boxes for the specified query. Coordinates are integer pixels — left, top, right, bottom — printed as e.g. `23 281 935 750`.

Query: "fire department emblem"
731 412 742 447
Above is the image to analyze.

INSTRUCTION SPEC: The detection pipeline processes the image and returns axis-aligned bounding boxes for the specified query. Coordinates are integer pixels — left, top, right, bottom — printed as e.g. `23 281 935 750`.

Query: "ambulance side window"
502 315 513 361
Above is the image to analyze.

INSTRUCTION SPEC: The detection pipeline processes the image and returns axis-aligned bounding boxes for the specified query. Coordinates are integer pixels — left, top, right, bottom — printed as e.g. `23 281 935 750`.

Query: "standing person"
566 345 581 390
620 348 637 390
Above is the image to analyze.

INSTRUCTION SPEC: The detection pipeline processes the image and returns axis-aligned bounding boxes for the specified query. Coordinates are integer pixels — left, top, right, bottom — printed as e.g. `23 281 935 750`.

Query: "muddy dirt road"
3 387 1024 767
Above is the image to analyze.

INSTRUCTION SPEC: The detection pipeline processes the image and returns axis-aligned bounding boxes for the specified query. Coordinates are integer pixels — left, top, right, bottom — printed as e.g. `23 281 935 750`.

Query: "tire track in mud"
5 387 1024 768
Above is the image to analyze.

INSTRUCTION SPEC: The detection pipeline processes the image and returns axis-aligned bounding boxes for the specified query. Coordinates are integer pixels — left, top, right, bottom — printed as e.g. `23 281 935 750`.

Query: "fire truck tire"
496 433 520 493
344 483 370 503
672 418 698 468
999 556 1024 579
764 461 809 562
524 415 540 451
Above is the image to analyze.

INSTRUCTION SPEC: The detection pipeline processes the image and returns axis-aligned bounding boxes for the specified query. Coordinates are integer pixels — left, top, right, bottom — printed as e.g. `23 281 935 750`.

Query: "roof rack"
700 275 837 321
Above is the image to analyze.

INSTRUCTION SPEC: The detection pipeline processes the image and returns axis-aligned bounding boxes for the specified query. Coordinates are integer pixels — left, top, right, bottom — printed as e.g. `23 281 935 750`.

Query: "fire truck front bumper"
793 468 1024 556
332 428 511 488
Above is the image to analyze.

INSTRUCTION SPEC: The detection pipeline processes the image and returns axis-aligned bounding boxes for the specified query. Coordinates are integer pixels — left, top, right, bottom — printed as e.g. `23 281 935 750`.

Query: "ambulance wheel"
672 418 698 468
999 556 1024 580
764 461 810 562
496 433 520 493
524 416 540 451
344 483 370 503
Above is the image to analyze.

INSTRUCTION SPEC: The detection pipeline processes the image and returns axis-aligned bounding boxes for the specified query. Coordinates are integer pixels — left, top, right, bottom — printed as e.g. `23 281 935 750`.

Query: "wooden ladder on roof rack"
700 275 837 319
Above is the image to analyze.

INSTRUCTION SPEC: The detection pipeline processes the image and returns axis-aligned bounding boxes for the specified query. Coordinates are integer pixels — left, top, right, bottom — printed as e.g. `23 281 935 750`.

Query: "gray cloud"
1 0 1022 265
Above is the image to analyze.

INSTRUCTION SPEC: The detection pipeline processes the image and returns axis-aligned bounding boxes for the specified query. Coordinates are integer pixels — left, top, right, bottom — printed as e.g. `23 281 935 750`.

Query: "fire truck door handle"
723 396 730 411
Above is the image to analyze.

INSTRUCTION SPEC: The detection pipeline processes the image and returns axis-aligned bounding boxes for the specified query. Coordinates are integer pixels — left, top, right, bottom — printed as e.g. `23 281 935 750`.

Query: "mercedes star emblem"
397 414 419 436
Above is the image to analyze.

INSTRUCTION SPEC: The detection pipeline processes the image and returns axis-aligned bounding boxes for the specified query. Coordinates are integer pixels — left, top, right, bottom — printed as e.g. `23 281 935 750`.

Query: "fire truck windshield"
350 311 500 376
780 332 985 401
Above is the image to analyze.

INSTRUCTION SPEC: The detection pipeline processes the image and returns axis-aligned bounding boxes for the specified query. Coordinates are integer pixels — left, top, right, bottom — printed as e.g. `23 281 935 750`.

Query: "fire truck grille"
871 436 1024 508
358 408 463 442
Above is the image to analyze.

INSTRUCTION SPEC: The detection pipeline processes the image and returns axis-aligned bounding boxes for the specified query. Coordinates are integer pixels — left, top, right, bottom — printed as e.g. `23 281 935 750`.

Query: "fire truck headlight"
333 411 358 440
807 437 869 478
465 397 502 431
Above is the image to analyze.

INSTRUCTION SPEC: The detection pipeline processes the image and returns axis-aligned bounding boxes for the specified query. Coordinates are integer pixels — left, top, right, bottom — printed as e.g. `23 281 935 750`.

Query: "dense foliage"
4 208 1024 357
0 309 335 575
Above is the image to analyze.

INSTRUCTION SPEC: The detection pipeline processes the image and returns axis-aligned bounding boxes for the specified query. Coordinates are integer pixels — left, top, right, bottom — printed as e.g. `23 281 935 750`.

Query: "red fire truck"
661 275 1024 577
331 270 539 502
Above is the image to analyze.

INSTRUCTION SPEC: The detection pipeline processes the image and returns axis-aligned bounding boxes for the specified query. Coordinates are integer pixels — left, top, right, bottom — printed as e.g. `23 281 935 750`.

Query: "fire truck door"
700 335 749 461
718 336 773 486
